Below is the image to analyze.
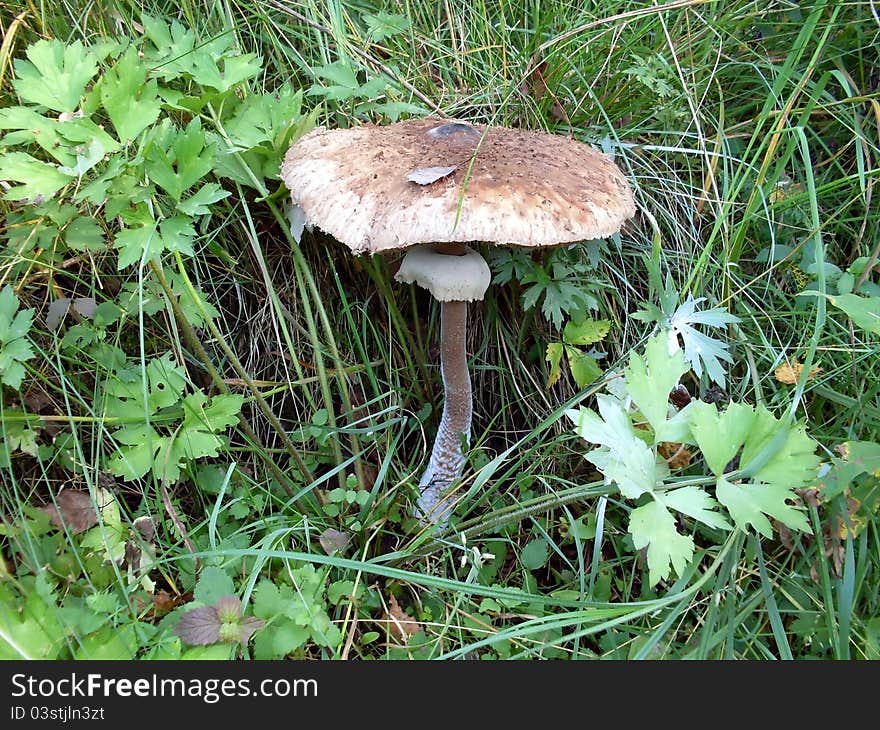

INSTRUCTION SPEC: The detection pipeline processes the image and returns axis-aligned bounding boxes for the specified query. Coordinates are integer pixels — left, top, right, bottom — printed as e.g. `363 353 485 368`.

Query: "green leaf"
114 223 162 269
64 217 105 252
172 391 243 461
740 407 821 489
194 566 235 605
252 581 282 619
716 477 811 537
0 151 72 202
271 620 310 656
827 293 880 335
566 347 602 389
568 396 659 499
629 500 694 586
176 183 230 216
624 333 688 437
689 401 756 476
363 12 411 41
106 424 163 480
666 296 738 387
660 485 731 530
520 538 549 570
12 39 97 112
100 46 161 143
0 286 36 389
146 118 214 200
563 318 610 346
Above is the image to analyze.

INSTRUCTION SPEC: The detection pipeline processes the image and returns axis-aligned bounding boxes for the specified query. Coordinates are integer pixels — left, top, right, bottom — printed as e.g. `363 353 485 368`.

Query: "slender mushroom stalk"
416 300 470 521
395 244 490 524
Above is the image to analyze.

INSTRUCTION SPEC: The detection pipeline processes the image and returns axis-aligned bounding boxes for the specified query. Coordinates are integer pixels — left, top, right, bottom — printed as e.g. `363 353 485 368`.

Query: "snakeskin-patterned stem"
415 300 471 525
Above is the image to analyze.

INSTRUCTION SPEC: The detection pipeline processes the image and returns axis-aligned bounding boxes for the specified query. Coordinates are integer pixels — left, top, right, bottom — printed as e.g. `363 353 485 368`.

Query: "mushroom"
280 118 635 525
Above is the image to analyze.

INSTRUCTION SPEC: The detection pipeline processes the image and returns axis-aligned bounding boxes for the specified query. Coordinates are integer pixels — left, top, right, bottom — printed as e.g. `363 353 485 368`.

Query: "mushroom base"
415 300 471 525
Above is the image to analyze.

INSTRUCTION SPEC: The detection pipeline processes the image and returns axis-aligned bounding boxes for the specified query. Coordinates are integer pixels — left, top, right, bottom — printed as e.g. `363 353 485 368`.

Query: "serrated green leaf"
624 333 688 436
0 151 72 202
176 183 230 216
740 406 821 489
106 424 162 480
100 46 161 143
716 477 811 537
0 286 36 390
689 400 756 476
146 118 214 200
194 566 235 605
12 39 97 112
363 11 411 41
272 620 310 656
114 223 163 269
252 581 282 619
563 318 610 346
629 500 694 586
660 485 731 530
520 538 549 570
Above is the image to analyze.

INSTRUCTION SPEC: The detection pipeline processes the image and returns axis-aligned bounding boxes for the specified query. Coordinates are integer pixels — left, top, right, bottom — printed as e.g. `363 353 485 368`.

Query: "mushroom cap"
281 118 635 255
394 245 491 302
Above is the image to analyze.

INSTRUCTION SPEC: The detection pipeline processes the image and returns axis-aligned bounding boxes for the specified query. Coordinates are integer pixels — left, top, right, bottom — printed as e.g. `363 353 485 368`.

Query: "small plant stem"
150 259 313 494
808 503 842 658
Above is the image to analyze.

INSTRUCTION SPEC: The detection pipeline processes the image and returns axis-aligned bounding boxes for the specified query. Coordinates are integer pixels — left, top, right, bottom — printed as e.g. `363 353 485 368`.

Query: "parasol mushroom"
281 117 635 524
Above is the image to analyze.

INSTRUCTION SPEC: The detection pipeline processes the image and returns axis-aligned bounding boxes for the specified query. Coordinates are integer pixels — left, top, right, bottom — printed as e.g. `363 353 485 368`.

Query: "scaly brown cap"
280 118 635 255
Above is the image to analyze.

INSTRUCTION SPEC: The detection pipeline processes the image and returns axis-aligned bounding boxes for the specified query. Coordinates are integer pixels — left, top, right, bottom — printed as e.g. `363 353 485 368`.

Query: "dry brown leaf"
658 442 693 470
39 490 98 534
382 594 421 642
774 360 821 385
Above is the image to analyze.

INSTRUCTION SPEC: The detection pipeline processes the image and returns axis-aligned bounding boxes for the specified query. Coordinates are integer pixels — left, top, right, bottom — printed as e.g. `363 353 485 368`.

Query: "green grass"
0 0 878 660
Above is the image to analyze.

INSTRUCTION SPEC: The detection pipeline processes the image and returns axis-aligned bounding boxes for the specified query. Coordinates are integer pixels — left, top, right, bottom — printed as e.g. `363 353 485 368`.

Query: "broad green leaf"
190 52 261 93
64 217 105 252
520 538 549 570
660 485 731 530
827 293 880 335
740 406 821 489
689 400 756 475
100 47 161 143
629 500 694 586
106 425 162 480
716 477 811 537
624 333 688 436
252 581 282 619
12 39 97 112
0 151 72 202
545 342 564 387
563 318 610 346
0 107 68 164
566 347 602 388
194 566 235 605
818 441 880 501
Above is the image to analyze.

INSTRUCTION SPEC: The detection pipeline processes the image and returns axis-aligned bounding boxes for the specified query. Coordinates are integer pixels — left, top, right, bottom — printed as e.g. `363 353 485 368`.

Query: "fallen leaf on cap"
39 490 98 534
382 594 421 642
407 165 457 185
774 360 821 385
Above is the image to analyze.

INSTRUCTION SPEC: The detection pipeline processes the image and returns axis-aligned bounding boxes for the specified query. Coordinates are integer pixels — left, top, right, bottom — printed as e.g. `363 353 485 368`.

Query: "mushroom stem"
417 299 472 523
